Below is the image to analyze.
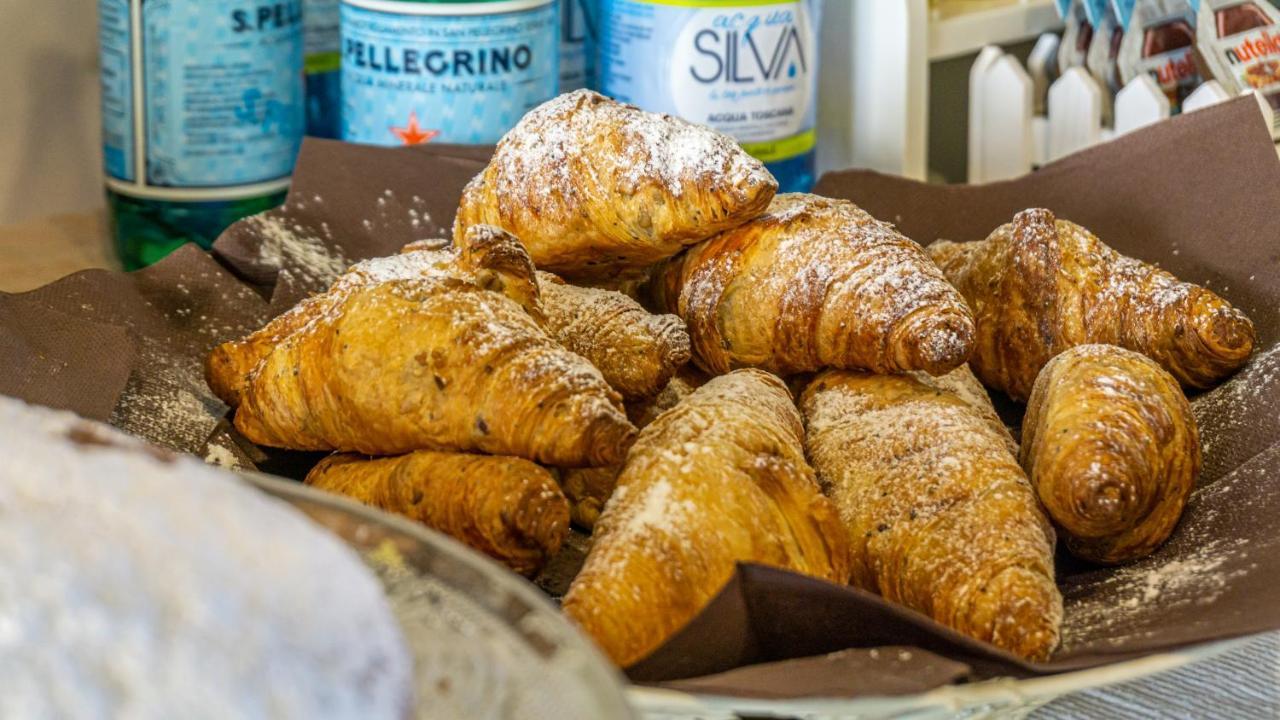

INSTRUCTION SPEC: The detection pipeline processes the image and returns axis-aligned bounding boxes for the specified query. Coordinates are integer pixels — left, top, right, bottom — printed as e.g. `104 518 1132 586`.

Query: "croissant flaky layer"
234 278 636 466
306 451 569 577
563 369 851 667
207 225 539 409
455 90 777 280
537 271 691 400
1021 344 1200 564
655 193 976 377
929 208 1255 401
560 366 708 530
801 367 1062 661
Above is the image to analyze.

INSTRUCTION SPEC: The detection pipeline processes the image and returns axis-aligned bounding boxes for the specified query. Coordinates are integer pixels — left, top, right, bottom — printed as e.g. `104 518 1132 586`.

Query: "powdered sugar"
203 443 241 469
492 90 772 203
337 248 456 287
245 214 349 288
110 337 225 454
1060 536 1252 651
1191 341 1280 467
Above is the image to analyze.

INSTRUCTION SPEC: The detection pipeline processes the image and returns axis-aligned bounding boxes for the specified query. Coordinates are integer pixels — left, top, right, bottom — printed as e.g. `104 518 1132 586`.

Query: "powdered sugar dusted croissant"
561 366 707 530
207 226 539 408
1022 344 1199 565
233 275 636 467
537 271 690 400
454 90 777 280
929 208 1255 401
563 369 851 667
306 451 570 577
801 366 1062 661
654 193 976 376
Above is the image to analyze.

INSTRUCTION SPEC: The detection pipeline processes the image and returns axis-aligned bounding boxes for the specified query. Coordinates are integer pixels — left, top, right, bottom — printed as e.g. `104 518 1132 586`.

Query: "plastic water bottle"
305 0 342 137
600 0 821 192
339 0 559 147
561 0 600 91
98 1 305 269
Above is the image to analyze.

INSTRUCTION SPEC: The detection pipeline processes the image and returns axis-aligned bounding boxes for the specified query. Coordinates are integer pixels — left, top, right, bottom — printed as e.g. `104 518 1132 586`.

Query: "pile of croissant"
207 90 1256 665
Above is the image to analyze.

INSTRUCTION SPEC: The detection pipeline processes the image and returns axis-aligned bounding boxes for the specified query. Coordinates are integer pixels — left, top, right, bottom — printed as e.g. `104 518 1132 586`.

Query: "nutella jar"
1118 0 1201 112
1198 0 1280 132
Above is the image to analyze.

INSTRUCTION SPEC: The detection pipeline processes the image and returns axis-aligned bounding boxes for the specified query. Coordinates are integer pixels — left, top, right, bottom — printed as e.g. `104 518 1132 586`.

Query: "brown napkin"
0 99 1276 697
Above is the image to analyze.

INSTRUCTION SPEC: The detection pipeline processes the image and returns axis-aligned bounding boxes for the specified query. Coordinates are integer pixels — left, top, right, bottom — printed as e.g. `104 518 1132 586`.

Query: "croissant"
800 366 1062 661
562 369 851 667
1022 344 1199 564
207 226 541 408
559 466 618 533
929 208 1255 401
561 367 707 529
537 271 690 400
454 90 777 280
207 292 332 407
233 277 636 466
653 193 976 377
306 451 569 577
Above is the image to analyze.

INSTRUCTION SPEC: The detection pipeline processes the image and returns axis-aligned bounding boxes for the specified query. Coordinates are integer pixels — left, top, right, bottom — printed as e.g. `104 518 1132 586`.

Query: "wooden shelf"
928 0 1063 61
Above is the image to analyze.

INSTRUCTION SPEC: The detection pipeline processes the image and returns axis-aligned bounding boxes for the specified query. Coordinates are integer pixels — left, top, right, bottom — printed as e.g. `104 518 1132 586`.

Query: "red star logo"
390 112 441 146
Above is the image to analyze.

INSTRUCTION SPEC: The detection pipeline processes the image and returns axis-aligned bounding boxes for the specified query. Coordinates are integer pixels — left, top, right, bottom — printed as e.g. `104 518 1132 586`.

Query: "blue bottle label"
561 0 599 90
340 0 559 146
600 0 819 191
305 0 343 137
98 0 305 198
100 0 135 182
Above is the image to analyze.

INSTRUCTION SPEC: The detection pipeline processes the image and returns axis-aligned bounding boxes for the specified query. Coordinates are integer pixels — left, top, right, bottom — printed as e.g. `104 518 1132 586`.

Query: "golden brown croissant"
800 366 1062 661
233 277 636 466
562 369 851 667
454 90 777 281
559 465 618 533
653 193 976 377
929 208 1255 401
306 451 569 576
206 292 332 407
560 367 707 529
537 271 690 400
206 226 541 408
1021 344 1199 564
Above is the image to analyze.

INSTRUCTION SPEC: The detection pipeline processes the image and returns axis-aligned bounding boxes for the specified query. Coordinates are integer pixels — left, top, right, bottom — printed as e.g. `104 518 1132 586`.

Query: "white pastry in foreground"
0 397 412 719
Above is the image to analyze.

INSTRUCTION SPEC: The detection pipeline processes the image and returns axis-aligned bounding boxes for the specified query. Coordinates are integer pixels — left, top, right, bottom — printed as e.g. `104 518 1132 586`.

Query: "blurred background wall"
0 1 104 226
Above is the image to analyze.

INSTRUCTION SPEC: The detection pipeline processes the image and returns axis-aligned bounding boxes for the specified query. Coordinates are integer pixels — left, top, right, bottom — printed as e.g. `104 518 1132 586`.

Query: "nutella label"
1118 0 1201 111
1198 0 1280 130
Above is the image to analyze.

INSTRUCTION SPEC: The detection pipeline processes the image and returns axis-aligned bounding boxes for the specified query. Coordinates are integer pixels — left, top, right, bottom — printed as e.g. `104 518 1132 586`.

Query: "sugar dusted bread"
219 225 637 466
654 193 976 377
801 366 1062 661
307 450 571 577
455 90 778 280
1022 344 1199 564
0 397 411 718
563 369 851 667
537 270 691 401
929 208 1255 401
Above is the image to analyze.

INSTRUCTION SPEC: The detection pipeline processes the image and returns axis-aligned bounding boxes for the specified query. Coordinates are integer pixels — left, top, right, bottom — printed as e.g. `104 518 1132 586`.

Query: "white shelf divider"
822 0 1064 179
929 0 1062 61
